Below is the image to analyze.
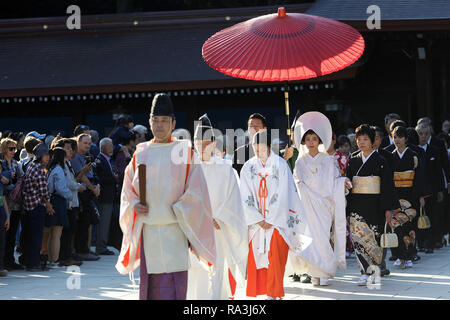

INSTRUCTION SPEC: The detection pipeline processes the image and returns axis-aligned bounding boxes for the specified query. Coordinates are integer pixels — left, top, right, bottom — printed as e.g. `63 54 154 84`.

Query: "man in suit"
380 113 401 149
417 117 450 191
94 137 117 255
416 123 445 253
232 113 267 175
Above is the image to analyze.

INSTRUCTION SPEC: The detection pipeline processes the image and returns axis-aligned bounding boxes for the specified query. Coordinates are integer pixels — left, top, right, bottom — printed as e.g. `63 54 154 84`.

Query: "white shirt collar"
389 136 394 144
427 136 432 145
396 147 408 159
419 144 428 152
361 150 376 164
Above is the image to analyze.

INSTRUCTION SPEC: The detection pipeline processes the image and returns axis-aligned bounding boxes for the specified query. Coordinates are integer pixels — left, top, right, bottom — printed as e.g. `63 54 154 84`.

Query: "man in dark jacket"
416 123 446 253
94 137 117 255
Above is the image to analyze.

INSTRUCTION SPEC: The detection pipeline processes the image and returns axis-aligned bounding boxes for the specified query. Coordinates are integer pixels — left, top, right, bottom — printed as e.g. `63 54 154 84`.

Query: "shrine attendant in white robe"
290 111 350 286
187 114 248 300
115 93 216 300
240 130 309 300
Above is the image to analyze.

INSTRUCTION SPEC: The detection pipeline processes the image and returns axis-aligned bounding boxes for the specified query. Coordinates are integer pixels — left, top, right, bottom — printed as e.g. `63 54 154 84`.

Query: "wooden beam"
0 65 357 98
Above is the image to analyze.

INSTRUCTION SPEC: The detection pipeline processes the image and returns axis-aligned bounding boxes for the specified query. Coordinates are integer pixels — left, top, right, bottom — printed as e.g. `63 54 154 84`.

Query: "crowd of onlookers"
329 115 450 273
0 112 449 279
0 115 149 276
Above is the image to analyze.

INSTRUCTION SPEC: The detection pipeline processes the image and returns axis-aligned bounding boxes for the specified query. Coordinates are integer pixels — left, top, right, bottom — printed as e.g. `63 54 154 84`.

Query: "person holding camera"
70 133 100 261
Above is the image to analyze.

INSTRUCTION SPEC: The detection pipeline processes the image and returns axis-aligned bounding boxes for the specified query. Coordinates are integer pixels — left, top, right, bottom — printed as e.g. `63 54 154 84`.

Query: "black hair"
248 113 267 128
392 126 408 140
355 124 375 144
301 130 323 145
48 147 66 171
53 138 73 149
24 136 41 154
77 133 91 142
116 114 134 127
389 120 407 133
68 138 78 153
406 127 419 146
371 126 384 137
120 131 137 146
8 132 25 143
73 124 90 137
337 134 351 147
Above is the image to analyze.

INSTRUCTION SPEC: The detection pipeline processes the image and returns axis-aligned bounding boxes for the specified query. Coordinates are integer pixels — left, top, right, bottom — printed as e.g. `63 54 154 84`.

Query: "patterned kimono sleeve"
239 163 264 226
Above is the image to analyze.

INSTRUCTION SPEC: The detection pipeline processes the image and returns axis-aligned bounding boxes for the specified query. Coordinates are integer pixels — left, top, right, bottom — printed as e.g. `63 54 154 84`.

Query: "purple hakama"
139 234 188 300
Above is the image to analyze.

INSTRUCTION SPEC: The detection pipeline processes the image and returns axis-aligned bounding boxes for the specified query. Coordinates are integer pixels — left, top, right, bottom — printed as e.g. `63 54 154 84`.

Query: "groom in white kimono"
187 114 248 300
116 93 216 300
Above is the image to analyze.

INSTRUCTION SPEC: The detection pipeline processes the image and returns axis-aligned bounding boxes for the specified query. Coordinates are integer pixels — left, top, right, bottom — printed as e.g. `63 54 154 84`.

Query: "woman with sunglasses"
0 138 25 270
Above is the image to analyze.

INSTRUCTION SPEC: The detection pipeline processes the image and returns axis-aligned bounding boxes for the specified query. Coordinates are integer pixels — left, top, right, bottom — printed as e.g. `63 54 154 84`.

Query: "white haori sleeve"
210 162 248 285
264 157 306 248
240 161 265 227
172 150 216 267
116 155 142 275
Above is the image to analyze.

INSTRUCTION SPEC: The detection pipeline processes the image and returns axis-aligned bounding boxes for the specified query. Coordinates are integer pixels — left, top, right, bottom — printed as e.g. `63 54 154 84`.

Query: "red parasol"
202 7 365 140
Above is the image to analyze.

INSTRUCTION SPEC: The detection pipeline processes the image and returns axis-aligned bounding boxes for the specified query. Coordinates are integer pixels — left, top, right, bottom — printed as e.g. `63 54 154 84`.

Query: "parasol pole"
284 84 291 147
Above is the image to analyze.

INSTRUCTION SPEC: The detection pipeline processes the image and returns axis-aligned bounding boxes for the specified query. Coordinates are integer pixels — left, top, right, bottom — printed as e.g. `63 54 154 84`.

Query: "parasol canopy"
202 7 365 82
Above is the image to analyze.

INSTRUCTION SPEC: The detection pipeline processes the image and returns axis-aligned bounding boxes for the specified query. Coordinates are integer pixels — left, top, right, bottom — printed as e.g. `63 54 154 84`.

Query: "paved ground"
1 245 449 300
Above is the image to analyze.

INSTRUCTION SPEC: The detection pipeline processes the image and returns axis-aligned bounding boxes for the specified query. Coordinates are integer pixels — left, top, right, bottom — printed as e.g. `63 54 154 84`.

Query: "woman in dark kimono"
390 126 426 269
346 125 400 286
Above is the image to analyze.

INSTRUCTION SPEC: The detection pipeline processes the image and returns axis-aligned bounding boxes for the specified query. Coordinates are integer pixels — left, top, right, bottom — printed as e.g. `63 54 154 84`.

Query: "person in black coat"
94 138 117 255
416 123 446 253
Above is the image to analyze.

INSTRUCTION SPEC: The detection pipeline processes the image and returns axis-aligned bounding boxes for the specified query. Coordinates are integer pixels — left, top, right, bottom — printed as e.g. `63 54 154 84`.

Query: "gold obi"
352 176 381 194
393 170 415 188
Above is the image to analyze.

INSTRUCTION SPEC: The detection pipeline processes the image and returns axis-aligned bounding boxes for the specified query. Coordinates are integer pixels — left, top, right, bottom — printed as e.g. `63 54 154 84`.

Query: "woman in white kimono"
291 112 350 286
240 130 310 300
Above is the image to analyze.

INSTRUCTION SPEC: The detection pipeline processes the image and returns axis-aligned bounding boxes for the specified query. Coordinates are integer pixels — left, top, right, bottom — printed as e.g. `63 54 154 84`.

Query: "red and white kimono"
240 150 309 298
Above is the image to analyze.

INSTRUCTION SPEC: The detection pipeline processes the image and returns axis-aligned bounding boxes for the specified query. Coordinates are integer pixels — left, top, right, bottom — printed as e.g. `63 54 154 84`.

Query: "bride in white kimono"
289 111 350 286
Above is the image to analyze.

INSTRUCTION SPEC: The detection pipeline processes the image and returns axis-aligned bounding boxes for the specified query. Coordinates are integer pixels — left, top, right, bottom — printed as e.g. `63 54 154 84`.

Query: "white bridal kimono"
116 138 216 279
290 152 347 278
187 155 248 300
240 151 311 271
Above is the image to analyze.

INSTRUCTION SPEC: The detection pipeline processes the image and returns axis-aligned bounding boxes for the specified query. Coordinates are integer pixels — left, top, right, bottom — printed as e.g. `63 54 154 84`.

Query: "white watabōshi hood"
293 111 333 155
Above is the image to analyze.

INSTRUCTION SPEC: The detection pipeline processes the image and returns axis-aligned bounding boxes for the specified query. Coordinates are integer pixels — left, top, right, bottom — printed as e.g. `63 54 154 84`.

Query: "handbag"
9 176 24 204
417 205 431 229
9 158 32 204
380 222 398 248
